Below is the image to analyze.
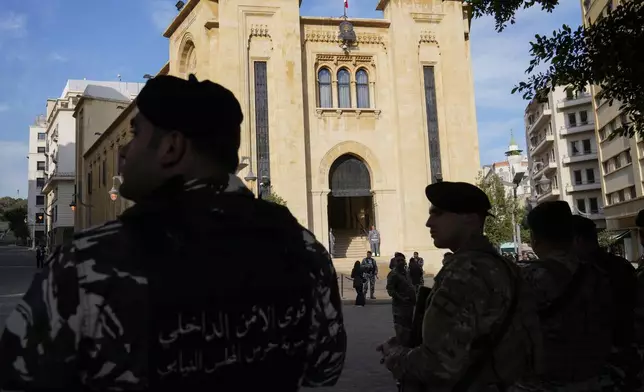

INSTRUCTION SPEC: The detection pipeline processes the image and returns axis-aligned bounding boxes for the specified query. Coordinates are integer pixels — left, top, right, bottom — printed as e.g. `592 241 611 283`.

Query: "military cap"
527 201 573 239
424 181 493 216
636 209 644 227
136 74 243 170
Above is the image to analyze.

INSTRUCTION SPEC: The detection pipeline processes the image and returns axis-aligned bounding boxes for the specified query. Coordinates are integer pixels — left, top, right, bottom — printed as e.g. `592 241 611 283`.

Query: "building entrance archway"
327 154 374 258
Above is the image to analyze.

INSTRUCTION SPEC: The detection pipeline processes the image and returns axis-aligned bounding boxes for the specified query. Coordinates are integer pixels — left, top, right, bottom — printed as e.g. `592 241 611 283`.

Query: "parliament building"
82 0 481 274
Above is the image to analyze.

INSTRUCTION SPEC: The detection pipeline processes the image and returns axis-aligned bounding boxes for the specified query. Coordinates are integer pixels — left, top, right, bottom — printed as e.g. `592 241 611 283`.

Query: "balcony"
556 92 592 109
42 171 75 194
558 122 595 136
536 183 560 202
526 103 552 135
565 180 601 193
562 150 598 165
530 131 555 155
532 160 557 178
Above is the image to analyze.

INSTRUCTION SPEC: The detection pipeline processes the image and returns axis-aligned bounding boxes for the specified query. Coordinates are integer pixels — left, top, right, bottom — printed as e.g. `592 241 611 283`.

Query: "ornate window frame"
314 54 380 119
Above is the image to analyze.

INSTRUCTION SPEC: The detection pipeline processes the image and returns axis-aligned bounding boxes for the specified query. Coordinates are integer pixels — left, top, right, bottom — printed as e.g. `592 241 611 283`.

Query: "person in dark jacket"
0 75 347 391
35 244 45 269
386 255 416 346
572 215 641 390
407 258 424 291
349 260 366 306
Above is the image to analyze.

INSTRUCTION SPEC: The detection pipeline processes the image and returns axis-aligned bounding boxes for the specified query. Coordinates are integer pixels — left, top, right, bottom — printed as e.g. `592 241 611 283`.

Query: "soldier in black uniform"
0 75 347 391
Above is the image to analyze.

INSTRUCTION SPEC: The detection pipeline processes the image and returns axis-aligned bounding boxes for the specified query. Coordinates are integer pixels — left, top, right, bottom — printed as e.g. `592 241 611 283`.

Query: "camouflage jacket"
0 174 346 391
517 251 614 389
386 270 416 307
385 235 530 391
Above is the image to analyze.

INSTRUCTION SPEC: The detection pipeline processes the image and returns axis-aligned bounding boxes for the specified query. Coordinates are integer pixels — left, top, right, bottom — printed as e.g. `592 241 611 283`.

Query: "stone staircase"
333 229 369 259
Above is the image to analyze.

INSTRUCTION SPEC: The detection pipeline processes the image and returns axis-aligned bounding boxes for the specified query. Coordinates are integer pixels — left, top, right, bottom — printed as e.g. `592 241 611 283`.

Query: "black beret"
137 75 243 161
636 209 644 227
425 181 493 216
571 215 597 236
527 201 573 231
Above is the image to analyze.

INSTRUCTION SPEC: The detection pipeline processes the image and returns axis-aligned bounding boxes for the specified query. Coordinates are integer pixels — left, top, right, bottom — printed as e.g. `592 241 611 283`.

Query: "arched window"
317 68 332 108
356 69 370 108
337 68 351 108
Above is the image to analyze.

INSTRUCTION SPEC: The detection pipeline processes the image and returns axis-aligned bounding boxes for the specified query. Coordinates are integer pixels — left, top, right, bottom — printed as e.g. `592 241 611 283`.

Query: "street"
0 246 37 331
0 247 396 390
319 304 397 392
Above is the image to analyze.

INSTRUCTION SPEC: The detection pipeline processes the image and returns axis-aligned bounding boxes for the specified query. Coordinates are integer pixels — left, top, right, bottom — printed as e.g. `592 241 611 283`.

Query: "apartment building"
581 0 642 259
26 115 48 246
41 80 144 247
72 83 145 231
524 85 605 228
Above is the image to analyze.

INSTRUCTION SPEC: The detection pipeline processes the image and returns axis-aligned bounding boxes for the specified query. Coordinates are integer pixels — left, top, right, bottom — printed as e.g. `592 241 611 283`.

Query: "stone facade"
157 0 480 274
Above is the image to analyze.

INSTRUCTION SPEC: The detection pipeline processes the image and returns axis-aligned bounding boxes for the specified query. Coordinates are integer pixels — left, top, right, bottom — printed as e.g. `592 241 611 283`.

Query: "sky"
0 0 583 198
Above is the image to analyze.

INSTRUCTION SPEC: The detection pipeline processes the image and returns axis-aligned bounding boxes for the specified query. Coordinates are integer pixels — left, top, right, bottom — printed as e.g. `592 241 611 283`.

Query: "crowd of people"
1 74 644 391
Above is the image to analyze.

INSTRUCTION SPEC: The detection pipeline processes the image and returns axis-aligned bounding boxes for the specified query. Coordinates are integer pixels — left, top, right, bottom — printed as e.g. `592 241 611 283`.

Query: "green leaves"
476 173 525 247
471 0 644 139
0 197 29 240
263 186 287 207
467 0 560 32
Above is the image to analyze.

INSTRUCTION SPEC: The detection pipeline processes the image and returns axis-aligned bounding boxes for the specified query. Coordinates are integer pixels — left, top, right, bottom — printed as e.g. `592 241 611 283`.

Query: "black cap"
136 74 243 171
527 201 573 240
636 209 644 228
425 181 494 217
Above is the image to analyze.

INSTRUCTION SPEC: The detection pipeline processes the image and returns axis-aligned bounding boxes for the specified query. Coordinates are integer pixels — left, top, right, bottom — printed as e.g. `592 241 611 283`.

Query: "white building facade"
26 115 48 246
524 85 605 228
482 136 531 201
41 80 145 247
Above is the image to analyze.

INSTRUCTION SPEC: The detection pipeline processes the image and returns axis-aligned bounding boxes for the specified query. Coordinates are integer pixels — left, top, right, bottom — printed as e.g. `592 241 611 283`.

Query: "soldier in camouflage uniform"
635 209 644 390
386 254 416 346
515 201 615 392
0 75 346 391
572 215 640 391
378 182 542 391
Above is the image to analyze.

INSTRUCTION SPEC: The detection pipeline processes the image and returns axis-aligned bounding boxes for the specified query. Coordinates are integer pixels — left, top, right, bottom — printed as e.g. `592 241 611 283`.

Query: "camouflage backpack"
452 250 543 391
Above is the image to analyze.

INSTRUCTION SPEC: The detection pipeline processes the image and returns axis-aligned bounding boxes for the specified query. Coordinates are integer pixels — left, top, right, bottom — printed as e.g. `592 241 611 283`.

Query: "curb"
341 298 392 306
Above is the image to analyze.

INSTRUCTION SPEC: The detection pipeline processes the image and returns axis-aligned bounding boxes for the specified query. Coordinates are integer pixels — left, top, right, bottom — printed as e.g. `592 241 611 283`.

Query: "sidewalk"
338 274 434 305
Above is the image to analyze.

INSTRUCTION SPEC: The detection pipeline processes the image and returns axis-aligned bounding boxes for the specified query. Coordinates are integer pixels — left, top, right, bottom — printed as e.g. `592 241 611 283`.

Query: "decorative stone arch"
318 141 383 189
177 33 197 75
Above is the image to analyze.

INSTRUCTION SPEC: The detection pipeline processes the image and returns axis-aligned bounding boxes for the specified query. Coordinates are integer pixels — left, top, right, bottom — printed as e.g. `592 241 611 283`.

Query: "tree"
597 230 615 249
476 173 516 247
0 197 26 219
469 0 644 138
1 198 29 239
263 186 287 207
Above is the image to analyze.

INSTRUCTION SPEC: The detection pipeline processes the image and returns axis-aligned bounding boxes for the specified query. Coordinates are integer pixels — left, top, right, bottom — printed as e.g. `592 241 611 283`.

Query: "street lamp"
109 176 124 201
69 184 93 211
501 171 526 258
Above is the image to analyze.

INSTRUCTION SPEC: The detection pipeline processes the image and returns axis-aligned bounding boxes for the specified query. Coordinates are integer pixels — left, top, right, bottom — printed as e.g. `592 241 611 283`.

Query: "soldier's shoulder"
443 251 512 288
57 220 124 258
449 250 506 273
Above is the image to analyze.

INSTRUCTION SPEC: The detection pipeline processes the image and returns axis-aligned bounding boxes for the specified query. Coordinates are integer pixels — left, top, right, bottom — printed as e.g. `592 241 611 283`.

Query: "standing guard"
361 250 379 300
378 182 542 391
0 75 346 391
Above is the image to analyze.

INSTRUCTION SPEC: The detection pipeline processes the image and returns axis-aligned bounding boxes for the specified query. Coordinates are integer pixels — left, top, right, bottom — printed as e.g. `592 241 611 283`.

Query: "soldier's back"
516 254 614 391
44 185 344 391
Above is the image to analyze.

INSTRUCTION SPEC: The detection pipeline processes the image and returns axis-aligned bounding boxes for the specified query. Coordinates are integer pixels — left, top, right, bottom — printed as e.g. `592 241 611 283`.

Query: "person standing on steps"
368 225 381 256
329 228 335 258
361 250 379 299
